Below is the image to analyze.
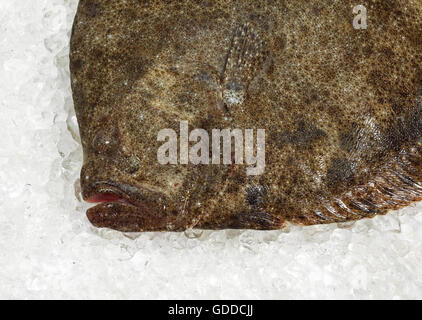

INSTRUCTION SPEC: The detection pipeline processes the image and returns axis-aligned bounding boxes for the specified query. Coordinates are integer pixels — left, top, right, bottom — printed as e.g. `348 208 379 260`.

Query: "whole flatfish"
70 0 422 232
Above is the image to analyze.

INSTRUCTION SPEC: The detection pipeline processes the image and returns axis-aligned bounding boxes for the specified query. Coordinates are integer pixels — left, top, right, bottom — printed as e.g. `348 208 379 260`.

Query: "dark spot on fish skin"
391 102 404 115
326 158 354 186
339 127 358 152
127 59 150 81
86 1 102 18
90 48 104 63
278 120 327 147
311 5 322 16
246 185 267 208
380 47 395 59
386 98 422 148
406 101 422 141
303 88 320 105
71 59 84 72
194 0 214 8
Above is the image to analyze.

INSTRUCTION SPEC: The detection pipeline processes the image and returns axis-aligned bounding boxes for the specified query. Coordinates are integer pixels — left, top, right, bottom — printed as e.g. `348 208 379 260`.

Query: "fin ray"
297 143 422 225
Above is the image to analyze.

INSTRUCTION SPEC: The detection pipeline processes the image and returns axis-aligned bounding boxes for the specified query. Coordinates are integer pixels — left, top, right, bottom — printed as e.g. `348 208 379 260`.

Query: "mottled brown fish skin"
70 0 422 232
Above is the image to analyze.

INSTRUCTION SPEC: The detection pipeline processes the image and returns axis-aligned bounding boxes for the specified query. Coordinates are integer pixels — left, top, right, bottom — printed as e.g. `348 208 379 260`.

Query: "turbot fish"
70 0 422 232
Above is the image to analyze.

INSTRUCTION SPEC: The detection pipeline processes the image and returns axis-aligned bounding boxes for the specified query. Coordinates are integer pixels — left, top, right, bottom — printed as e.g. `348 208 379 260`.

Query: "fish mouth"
83 181 169 232
85 183 140 208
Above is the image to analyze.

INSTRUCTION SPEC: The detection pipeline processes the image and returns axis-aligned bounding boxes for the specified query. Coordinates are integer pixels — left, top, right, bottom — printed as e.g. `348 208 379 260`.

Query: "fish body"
70 0 422 232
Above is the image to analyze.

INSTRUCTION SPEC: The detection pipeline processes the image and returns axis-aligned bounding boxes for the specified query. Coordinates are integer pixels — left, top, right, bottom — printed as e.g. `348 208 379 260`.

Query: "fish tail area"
297 142 422 225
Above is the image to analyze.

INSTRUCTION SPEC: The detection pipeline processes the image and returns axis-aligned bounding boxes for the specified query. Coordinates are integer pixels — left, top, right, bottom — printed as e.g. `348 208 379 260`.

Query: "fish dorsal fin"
221 22 266 108
294 142 422 226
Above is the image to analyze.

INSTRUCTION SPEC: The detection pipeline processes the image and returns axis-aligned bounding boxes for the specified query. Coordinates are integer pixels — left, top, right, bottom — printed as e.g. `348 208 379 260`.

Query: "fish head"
75 64 229 232
69 2 246 232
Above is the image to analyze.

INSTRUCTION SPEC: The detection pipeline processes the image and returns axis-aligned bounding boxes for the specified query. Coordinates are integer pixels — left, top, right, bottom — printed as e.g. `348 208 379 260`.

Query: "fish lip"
83 181 153 209
83 181 171 232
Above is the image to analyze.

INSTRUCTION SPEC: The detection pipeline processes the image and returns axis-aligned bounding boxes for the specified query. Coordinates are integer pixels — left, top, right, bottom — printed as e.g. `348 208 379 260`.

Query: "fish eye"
91 129 118 155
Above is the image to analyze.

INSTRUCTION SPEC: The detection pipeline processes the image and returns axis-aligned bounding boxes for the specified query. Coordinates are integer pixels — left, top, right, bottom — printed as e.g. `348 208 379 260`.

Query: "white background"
0 0 421 299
